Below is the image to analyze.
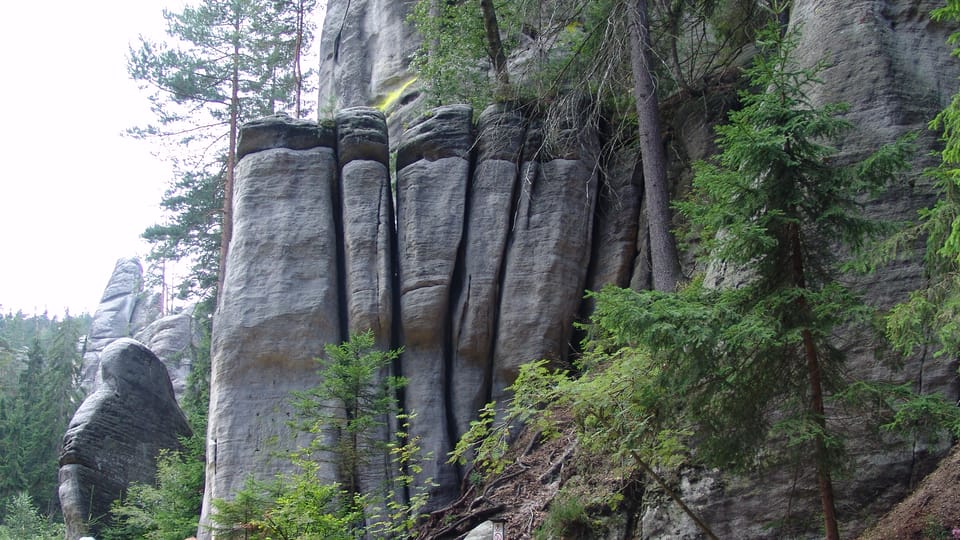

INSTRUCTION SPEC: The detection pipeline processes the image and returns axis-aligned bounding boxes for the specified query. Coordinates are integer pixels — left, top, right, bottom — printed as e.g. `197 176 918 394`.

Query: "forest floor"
858 443 960 540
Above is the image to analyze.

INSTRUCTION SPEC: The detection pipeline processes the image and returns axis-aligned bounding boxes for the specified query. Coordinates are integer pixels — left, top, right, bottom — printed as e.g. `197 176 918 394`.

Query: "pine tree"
129 0 315 301
0 315 86 516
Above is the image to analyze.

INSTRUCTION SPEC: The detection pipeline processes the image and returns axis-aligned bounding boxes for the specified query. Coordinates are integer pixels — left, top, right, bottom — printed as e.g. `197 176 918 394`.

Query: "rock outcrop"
199 0 960 537
200 114 343 530
80 258 159 393
81 257 199 400
59 338 191 540
317 0 422 141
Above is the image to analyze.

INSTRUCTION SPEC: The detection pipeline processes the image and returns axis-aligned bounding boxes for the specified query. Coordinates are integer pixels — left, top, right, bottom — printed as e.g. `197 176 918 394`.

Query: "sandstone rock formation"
200 1 960 537
317 0 422 141
80 258 159 393
81 257 200 400
134 307 200 398
200 114 343 531
59 338 191 540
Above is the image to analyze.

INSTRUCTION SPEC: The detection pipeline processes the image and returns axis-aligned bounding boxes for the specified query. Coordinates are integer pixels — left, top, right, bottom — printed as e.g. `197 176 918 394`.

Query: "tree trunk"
789 222 840 540
294 0 305 117
479 0 510 96
627 0 681 292
219 12 241 300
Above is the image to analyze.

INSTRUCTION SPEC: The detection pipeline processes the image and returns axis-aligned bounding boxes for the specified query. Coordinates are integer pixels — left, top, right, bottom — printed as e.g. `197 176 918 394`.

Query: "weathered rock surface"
80 258 159 393
317 0 422 139
450 104 525 440
80 258 199 402
200 115 342 535
491 111 600 405
337 107 396 502
59 338 190 540
134 307 201 398
204 1 960 529
337 107 394 346
396 104 473 504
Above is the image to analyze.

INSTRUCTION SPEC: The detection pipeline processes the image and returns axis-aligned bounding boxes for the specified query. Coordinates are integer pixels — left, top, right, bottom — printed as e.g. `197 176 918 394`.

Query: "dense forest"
4 0 960 538
0 311 90 539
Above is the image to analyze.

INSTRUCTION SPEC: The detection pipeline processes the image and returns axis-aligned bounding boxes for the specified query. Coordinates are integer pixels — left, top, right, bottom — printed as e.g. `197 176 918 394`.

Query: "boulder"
59 338 190 540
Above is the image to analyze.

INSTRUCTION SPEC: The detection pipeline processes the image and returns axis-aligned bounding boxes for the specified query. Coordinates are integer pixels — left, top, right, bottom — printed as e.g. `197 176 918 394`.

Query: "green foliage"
291 330 405 494
0 493 64 540
211 332 428 539
534 489 599 540
882 1 960 363
409 0 493 109
210 466 364 540
103 447 205 540
0 314 86 516
130 0 316 302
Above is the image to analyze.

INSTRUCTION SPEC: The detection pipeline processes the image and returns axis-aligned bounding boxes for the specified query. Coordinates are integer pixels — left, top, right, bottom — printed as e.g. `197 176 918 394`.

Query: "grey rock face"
81 258 158 393
81 258 198 402
338 107 394 346
450 104 525 440
337 107 397 504
200 117 342 535
491 112 600 405
317 0 421 122
134 308 200 398
59 338 190 540
396 104 473 504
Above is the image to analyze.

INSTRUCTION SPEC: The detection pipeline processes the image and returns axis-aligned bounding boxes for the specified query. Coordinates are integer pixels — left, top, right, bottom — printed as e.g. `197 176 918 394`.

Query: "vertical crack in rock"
581 143 643 317
335 106 396 506
491 106 600 406
450 103 527 442
395 104 473 507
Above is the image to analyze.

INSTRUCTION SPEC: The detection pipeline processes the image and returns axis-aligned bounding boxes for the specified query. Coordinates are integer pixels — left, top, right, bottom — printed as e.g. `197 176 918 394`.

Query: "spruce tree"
591 20 913 538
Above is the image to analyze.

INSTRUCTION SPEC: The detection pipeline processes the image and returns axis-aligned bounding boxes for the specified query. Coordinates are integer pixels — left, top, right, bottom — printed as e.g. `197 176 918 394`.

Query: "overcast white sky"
0 1 194 316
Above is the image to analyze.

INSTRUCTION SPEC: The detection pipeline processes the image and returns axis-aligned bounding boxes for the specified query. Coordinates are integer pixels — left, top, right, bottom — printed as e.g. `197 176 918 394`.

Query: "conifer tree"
129 0 315 301
591 20 913 538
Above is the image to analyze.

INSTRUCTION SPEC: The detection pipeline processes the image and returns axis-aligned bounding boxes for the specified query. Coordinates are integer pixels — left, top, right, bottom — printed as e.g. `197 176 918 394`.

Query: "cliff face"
200 0 960 537
199 102 617 534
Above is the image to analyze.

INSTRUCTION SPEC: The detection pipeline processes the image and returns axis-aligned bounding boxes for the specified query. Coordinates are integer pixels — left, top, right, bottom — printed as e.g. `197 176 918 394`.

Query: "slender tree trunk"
294 0 305 117
789 222 840 540
630 450 719 540
219 13 241 300
627 0 681 292
479 0 510 95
